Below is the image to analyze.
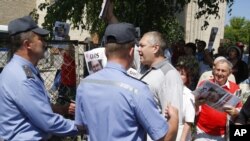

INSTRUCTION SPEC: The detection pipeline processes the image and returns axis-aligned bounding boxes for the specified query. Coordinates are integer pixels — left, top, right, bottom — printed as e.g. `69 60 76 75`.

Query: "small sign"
207 27 218 52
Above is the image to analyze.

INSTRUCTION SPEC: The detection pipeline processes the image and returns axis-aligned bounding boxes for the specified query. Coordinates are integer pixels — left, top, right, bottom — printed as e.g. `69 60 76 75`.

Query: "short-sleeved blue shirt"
0 55 78 140
75 62 168 141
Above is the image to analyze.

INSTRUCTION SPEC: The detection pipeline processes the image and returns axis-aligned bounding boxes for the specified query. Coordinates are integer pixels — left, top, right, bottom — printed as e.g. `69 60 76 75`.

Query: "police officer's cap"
8 16 49 36
104 23 136 44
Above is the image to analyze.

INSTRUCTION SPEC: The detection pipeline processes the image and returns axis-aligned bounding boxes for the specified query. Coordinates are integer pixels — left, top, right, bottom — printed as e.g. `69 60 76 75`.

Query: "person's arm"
223 106 240 120
160 104 179 141
75 84 87 127
16 80 79 136
105 0 118 24
133 85 177 141
180 122 192 141
180 91 195 141
52 103 75 116
224 89 243 120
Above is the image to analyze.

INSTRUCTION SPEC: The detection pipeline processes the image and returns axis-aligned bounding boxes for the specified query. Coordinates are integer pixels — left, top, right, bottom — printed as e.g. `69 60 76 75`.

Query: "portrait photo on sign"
84 47 107 74
53 21 70 40
193 80 240 112
88 59 103 73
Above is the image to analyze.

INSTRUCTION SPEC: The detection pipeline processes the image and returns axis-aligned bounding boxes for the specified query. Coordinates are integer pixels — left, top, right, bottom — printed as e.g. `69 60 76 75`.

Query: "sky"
225 0 250 25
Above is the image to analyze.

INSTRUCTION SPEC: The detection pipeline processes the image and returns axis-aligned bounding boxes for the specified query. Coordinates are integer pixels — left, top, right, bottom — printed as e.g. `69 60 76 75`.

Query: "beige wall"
36 0 90 41
0 0 36 25
0 0 90 41
177 1 227 53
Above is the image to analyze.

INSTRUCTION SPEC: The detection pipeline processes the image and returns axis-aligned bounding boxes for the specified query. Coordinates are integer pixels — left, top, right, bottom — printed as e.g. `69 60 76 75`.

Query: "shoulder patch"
22 65 34 78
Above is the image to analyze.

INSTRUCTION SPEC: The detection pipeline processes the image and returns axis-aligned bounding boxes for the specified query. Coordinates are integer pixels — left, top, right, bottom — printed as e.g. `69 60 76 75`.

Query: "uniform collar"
105 62 127 74
151 58 168 69
12 54 39 75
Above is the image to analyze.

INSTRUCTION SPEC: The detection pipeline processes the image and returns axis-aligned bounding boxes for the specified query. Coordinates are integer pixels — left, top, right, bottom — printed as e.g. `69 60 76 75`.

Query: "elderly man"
0 16 82 140
75 23 179 141
197 56 236 85
195 58 243 141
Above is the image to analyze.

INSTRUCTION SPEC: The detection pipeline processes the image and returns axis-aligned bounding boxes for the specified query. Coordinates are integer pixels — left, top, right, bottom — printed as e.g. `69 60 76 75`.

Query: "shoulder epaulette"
22 65 34 79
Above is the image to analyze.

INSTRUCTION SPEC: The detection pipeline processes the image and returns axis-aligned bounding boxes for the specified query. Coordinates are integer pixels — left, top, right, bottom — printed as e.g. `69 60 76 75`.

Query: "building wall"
0 0 90 41
36 0 90 41
0 0 36 25
177 1 227 53
1 0 226 50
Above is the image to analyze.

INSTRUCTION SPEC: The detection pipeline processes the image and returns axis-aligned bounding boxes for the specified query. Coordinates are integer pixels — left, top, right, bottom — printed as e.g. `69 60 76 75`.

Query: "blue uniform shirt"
75 62 168 141
0 55 78 140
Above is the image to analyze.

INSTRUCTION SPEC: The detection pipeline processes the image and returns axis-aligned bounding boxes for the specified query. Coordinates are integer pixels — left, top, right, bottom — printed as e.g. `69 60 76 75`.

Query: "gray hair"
214 58 233 72
214 56 227 64
143 31 167 56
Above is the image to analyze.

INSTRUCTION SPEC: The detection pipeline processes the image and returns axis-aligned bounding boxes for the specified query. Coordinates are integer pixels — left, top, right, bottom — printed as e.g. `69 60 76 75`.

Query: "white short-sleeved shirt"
176 86 195 141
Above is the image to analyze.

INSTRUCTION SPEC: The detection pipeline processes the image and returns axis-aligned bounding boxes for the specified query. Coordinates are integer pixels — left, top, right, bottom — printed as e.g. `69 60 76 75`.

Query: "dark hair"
185 42 197 55
176 56 199 88
198 40 206 48
228 46 241 58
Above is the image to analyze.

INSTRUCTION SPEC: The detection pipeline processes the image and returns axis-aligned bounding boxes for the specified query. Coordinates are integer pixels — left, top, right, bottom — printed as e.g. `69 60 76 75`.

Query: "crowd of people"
0 2 250 141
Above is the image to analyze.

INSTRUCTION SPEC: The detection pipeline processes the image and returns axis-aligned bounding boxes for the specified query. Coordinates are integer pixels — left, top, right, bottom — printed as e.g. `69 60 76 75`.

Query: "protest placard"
53 21 70 40
84 47 107 74
84 46 142 77
193 80 241 112
207 27 218 52
53 21 70 49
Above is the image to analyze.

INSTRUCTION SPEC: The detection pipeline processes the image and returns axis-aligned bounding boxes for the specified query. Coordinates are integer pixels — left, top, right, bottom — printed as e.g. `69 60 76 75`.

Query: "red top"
61 53 76 87
196 80 242 136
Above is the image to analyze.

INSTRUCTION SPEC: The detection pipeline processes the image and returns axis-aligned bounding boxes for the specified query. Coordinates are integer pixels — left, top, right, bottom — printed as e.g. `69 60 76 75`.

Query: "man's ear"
22 39 31 49
129 47 134 57
152 44 160 54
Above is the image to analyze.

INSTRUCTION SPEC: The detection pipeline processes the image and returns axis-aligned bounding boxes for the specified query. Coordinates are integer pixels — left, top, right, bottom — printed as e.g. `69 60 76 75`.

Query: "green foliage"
107 0 185 43
195 0 234 30
29 8 39 23
224 17 250 45
33 0 233 43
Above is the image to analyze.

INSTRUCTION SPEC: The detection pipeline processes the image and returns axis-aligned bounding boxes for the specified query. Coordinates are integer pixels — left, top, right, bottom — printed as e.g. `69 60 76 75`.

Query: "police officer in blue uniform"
0 16 82 140
75 23 179 141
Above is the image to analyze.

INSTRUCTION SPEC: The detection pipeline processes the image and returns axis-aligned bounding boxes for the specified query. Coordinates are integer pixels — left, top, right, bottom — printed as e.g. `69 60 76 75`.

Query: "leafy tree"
32 0 234 43
224 17 250 46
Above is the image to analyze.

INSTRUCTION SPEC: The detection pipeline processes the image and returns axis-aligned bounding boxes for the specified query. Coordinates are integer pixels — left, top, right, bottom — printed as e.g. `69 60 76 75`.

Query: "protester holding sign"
194 58 243 141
